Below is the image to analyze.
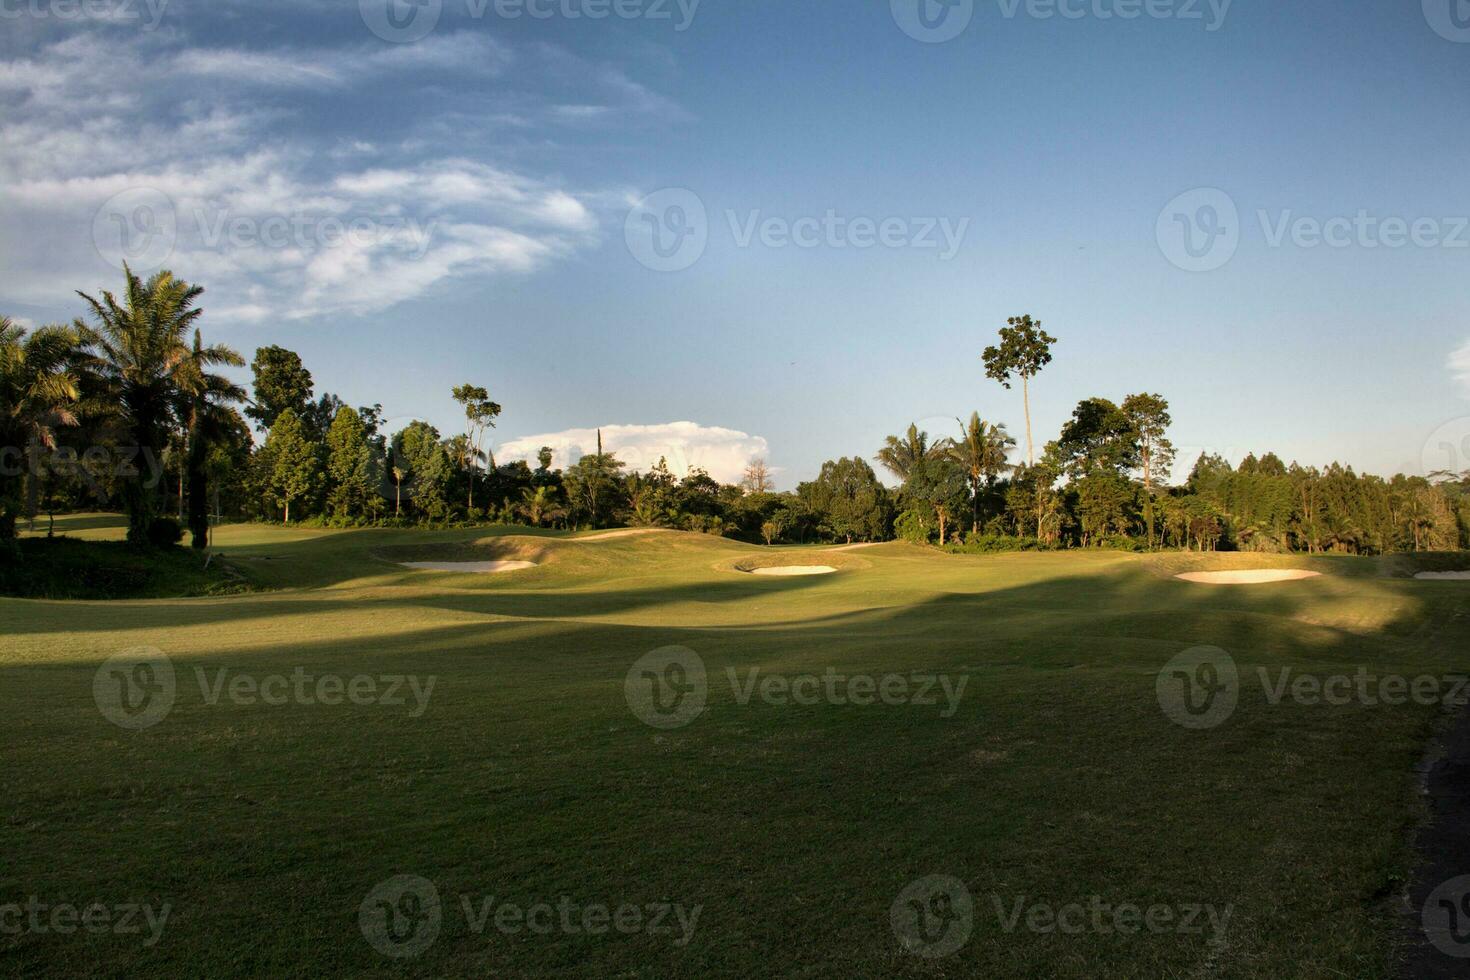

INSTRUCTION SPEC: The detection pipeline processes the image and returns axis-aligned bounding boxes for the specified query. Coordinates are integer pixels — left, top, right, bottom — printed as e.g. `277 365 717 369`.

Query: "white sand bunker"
400 561 536 574
1175 569 1321 585
1415 571 1470 581
747 565 837 577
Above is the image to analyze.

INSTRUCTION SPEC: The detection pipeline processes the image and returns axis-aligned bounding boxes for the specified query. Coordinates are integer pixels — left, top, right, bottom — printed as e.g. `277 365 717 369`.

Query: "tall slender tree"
1121 393 1175 550
451 383 501 511
982 315 1057 466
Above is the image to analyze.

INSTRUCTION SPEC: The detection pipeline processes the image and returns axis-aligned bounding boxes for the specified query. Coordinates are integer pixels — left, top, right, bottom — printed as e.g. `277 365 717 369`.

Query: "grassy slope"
0 537 252 600
2 516 1468 976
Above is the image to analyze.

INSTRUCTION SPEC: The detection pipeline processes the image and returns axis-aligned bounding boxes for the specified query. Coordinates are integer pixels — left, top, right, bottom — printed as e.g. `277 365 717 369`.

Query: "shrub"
145 516 183 548
1092 534 1146 552
894 508 931 544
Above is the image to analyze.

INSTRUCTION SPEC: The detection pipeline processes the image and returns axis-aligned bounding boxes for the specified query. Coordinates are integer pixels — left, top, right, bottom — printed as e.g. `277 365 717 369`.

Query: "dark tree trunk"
187 437 209 549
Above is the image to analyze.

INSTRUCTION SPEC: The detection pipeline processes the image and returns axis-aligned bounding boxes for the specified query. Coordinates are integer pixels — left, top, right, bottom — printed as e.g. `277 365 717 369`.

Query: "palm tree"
518 485 565 528
948 412 1016 533
174 329 245 549
76 267 239 544
876 424 943 482
0 318 82 542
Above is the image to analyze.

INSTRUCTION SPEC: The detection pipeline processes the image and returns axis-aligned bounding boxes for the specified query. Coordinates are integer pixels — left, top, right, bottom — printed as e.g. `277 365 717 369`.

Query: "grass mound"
0 537 255 599
372 535 556 568
1377 551 1470 578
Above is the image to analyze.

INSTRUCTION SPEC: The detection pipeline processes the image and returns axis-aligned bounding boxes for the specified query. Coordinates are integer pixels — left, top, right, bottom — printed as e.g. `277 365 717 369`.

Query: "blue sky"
3 0 1468 485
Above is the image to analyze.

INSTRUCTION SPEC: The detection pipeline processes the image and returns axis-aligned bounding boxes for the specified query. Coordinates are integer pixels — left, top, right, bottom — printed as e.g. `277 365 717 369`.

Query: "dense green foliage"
4 293 1466 555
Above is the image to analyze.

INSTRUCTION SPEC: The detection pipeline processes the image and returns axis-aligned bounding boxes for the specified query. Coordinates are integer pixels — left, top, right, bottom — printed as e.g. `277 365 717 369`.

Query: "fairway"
3 516 1466 977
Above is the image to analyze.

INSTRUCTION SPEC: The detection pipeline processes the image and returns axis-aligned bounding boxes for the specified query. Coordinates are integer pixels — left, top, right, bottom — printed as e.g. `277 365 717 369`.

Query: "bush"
145 516 183 548
894 509 931 544
1092 534 1147 552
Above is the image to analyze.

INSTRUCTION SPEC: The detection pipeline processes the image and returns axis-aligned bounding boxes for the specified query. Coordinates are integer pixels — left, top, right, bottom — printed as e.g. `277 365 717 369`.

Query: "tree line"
2 272 1466 555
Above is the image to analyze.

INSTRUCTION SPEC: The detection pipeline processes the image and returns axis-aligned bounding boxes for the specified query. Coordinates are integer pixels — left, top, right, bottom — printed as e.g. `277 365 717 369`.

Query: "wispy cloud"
0 28 681 322
1450 340 1470 396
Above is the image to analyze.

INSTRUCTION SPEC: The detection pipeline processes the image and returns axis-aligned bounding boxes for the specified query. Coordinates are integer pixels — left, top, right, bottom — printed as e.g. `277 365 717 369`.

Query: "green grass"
2 514 1468 976
0 536 253 600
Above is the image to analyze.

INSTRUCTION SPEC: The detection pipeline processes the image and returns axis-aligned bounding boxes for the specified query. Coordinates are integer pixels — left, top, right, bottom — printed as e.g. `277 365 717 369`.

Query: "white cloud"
1452 340 1470 396
498 422 770 485
171 48 344 86
0 29 678 323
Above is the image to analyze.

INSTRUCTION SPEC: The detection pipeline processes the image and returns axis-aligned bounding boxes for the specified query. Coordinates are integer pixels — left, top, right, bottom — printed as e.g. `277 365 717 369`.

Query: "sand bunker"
747 565 837 577
400 561 536 574
1175 569 1321 585
1415 571 1470 581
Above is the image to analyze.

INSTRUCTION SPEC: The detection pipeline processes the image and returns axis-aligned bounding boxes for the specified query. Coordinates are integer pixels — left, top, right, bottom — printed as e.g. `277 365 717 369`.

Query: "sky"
2 0 1469 487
